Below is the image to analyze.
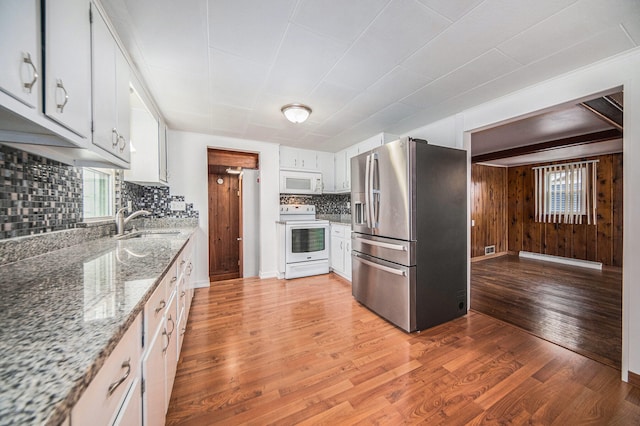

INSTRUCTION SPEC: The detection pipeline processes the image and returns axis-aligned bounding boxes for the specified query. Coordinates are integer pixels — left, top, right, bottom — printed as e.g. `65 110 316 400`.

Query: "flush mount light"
281 103 312 124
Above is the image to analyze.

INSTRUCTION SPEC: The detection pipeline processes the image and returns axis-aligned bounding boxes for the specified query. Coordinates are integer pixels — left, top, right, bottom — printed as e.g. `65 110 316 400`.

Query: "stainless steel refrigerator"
351 137 467 332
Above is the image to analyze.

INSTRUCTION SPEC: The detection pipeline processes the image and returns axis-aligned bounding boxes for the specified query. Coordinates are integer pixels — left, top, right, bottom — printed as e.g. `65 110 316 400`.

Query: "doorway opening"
207 148 259 282
468 89 624 369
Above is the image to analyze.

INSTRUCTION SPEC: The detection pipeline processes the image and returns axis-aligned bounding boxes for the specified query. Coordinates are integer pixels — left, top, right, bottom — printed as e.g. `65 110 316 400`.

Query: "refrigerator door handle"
370 152 379 228
355 236 407 251
364 154 371 227
355 254 407 276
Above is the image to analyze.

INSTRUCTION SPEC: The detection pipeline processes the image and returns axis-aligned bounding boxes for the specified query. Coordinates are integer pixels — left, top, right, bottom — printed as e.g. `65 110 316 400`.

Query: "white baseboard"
192 279 210 288
259 270 278 279
519 251 602 270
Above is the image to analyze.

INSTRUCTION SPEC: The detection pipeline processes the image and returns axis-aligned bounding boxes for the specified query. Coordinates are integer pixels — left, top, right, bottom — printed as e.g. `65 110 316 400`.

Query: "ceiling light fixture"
281 103 312 124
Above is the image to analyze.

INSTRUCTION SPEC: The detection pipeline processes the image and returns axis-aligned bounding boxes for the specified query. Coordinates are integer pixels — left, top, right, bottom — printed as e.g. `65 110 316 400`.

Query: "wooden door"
208 172 241 281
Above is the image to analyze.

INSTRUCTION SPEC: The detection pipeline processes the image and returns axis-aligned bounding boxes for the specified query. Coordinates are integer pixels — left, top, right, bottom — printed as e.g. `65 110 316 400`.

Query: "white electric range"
277 205 330 279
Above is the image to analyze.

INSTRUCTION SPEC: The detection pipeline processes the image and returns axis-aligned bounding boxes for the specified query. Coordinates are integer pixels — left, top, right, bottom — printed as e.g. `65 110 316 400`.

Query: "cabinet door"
91 6 117 154
317 151 334 192
114 45 131 162
91 6 131 163
344 238 352 280
0 0 40 108
165 293 179 410
345 146 359 191
280 146 298 169
298 150 317 170
330 236 344 274
142 325 167 426
159 121 168 183
335 151 346 191
113 377 142 426
43 0 91 138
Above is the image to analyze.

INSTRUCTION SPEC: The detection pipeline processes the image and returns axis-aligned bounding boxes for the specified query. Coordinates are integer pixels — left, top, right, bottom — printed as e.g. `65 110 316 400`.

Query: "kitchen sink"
116 230 182 240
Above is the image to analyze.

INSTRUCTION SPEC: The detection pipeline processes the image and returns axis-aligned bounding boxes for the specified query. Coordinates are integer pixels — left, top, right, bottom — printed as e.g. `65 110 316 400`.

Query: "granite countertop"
0 227 196 425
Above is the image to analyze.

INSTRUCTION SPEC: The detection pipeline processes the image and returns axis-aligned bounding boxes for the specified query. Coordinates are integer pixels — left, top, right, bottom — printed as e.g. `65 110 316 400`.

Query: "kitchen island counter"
0 226 196 425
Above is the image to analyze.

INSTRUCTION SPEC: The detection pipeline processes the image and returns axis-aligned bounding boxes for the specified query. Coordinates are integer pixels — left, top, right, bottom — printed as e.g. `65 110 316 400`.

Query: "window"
83 168 114 219
545 166 586 215
534 160 598 225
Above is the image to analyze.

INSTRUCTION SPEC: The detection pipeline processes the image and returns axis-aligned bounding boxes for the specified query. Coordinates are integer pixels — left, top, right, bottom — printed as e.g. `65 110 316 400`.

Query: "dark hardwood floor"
471 254 622 369
166 273 639 425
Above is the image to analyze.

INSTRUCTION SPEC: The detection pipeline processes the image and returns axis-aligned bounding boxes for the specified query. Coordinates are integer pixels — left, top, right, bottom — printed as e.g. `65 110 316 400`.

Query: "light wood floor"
167 274 640 425
471 255 622 369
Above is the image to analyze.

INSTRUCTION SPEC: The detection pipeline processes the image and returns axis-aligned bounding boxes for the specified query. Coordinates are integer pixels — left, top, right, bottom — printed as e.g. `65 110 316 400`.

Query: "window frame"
82 167 115 221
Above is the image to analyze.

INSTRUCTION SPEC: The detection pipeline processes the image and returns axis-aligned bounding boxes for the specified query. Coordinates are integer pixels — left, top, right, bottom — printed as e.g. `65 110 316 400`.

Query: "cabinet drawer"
144 271 175 339
72 313 142 426
331 225 346 238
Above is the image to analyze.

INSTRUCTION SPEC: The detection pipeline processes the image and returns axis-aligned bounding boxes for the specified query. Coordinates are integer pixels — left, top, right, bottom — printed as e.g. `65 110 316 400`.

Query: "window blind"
533 160 598 224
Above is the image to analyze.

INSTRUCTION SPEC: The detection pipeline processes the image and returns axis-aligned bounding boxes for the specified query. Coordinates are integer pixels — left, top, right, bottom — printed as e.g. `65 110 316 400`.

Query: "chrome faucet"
115 208 151 235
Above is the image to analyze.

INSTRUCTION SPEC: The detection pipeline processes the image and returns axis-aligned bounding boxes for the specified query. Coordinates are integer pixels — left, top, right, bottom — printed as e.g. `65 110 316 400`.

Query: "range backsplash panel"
280 193 350 215
0 145 198 240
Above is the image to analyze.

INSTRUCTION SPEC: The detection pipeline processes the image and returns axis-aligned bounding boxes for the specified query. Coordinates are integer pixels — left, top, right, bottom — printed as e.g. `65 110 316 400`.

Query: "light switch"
170 201 186 211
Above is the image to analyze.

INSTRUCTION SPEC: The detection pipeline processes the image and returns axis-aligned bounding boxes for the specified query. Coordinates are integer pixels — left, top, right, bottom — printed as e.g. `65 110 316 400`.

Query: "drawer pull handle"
180 260 186 266
180 290 186 298
155 300 166 314
107 359 131 396
171 276 177 283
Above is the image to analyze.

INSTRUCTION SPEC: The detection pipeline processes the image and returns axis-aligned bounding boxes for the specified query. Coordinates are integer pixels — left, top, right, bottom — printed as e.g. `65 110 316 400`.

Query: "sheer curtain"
533 160 598 224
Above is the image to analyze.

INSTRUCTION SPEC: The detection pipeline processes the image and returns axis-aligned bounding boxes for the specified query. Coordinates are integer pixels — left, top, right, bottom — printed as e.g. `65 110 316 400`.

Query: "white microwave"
280 170 323 194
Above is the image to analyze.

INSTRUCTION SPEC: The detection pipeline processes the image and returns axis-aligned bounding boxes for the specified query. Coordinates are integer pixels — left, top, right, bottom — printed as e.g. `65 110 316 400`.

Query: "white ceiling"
100 0 640 153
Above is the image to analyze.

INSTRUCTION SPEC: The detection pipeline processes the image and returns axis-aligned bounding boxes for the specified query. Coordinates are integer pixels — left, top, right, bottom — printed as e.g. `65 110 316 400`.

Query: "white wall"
404 47 640 381
242 169 260 277
167 130 280 287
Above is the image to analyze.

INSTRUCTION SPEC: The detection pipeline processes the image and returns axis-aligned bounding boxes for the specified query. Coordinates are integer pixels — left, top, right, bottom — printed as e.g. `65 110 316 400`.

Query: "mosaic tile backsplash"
0 145 198 240
0 145 82 239
280 193 351 215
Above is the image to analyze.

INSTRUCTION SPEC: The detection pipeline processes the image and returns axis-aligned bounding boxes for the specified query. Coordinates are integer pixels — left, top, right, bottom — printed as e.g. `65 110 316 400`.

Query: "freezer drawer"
351 232 415 266
351 251 417 332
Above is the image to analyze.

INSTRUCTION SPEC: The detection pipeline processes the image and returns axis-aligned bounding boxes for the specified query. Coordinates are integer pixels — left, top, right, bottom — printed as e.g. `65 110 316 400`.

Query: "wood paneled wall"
471 153 623 266
471 164 508 258
507 153 623 267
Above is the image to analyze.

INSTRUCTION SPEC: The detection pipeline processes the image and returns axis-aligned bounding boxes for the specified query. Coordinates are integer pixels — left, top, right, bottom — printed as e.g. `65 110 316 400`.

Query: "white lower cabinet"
71 313 143 426
330 224 352 281
71 236 195 426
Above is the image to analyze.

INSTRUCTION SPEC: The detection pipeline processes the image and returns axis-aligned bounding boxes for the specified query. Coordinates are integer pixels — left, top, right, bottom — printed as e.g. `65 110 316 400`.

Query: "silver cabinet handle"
107 358 131 396
162 328 170 354
118 134 126 152
187 263 193 276
55 79 68 113
111 128 119 147
180 260 186 266
22 52 38 92
155 299 166 314
355 255 406 277
180 290 185 298
171 276 177 283
166 314 175 336
355 237 407 251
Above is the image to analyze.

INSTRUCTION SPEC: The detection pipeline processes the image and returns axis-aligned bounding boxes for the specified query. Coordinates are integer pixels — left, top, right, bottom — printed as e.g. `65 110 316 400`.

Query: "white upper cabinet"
332 133 398 193
0 0 40 109
91 3 131 164
316 151 334 192
280 146 318 170
124 84 167 186
43 0 92 139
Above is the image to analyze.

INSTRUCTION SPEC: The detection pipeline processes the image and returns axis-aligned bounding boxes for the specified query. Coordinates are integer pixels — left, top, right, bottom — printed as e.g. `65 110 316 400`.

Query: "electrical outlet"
127 200 132 211
170 201 186 211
